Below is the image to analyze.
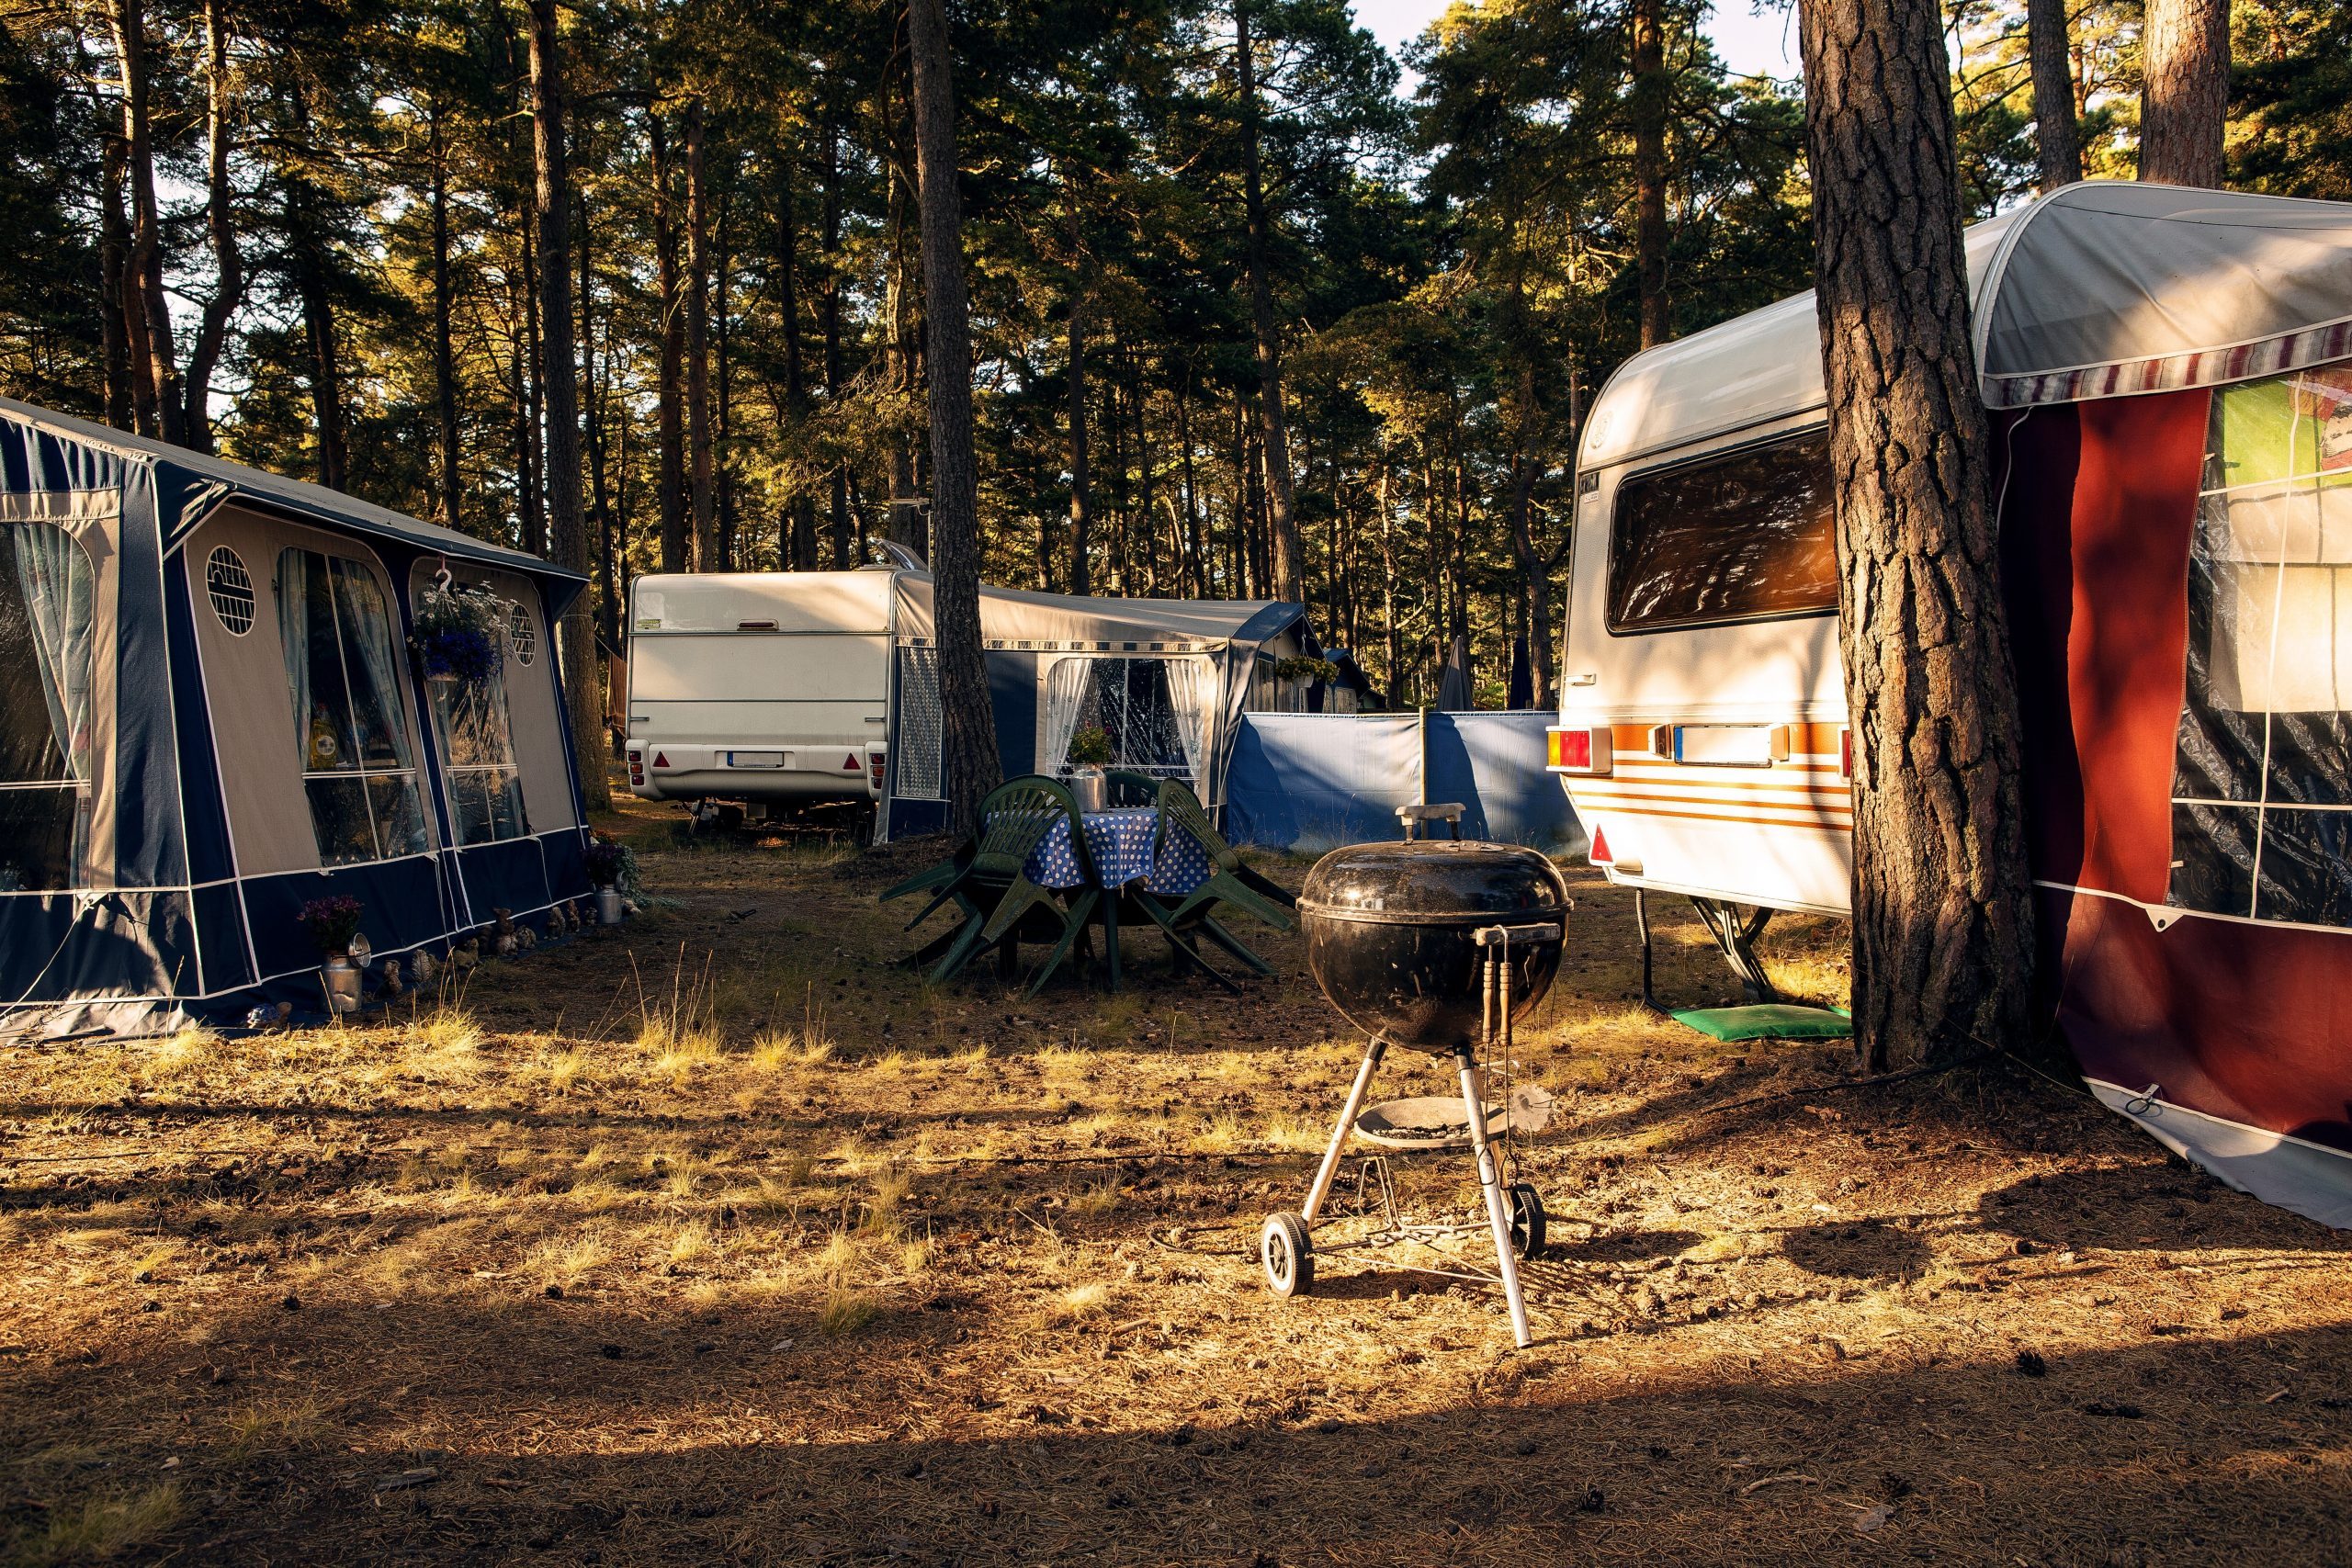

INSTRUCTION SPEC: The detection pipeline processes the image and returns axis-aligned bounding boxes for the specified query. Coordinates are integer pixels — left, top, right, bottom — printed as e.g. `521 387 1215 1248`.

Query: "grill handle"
1472 920 1565 947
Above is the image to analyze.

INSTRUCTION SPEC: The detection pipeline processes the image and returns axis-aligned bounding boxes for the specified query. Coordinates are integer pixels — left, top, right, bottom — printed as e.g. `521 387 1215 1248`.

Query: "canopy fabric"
0 397 584 605
888 571 1302 651
1577 182 2352 469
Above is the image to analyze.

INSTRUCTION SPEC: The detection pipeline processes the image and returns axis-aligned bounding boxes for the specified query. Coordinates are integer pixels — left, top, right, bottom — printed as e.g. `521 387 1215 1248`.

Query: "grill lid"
1296 841 1569 927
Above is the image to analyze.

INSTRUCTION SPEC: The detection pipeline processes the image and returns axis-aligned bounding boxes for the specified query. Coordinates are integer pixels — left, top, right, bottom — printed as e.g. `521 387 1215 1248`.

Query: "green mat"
1668 1003 1853 1042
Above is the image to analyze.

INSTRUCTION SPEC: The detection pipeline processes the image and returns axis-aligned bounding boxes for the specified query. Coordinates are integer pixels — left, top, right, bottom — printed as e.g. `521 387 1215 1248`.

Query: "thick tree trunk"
1797 0 2036 1070
884 137 927 562
907 0 1002 834
107 0 186 446
516 220 545 556
1629 0 1671 348
776 163 819 570
684 100 716 570
1234 1 1306 604
2138 0 2230 186
526 0 609 809
182 0 241 452
1066 273 1094 595
2025 0 2083 191
431 108 462 532
650 114 688 573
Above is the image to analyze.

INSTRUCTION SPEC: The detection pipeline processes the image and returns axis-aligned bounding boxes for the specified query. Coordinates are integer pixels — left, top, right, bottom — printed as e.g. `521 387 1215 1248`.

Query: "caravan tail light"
866 749 886 792
1547 726 1613 775
1839 727 1853 780
628 748 645 788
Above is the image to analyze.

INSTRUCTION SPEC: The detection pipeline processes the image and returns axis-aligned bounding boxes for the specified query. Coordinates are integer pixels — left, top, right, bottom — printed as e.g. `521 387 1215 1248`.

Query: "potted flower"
409 588 502 692
583 832 631 925
1066 724 1114 812
299 895 367 1013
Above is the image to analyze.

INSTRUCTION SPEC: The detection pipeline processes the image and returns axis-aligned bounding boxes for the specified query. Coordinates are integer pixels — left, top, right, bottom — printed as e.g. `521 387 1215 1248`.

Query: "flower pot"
1072 767 1108 813
596 886 626 926
321 953 363 1014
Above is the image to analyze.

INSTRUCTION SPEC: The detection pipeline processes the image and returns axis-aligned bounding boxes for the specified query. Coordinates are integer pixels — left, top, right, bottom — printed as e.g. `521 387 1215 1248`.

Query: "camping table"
1021 807 1213 988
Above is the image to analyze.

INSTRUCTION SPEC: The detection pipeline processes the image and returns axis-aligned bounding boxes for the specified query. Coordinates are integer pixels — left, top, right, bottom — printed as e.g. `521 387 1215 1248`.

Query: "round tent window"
206 547 254 635
508 602 537 665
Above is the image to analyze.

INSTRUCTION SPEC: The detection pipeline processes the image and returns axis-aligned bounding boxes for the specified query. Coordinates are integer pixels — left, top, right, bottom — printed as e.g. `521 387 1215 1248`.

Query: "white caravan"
624 564 1312 836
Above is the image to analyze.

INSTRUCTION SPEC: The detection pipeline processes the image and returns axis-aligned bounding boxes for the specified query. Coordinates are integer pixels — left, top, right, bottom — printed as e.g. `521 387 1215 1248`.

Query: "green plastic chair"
927 777 1099 996
1152 779 1296 933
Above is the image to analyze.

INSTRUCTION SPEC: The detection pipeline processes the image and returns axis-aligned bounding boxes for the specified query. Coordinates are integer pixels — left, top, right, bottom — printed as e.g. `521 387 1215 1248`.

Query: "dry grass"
3 793 2346 1564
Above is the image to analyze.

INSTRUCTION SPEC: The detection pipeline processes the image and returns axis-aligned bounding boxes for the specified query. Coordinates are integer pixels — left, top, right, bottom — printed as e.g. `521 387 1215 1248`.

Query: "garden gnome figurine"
377 958 404 999
492 909 517 956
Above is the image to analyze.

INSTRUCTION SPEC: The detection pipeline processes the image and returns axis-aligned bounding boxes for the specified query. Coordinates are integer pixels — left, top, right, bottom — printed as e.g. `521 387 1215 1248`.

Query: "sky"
1349 0 1802 86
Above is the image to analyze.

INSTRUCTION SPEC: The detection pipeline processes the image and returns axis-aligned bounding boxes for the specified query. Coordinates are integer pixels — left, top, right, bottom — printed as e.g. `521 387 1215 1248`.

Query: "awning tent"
879 571 1309 840
0 396 593 1039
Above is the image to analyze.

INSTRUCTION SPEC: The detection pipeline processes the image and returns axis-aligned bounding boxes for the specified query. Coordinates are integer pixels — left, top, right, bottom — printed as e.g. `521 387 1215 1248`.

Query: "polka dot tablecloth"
1018 807 1212 895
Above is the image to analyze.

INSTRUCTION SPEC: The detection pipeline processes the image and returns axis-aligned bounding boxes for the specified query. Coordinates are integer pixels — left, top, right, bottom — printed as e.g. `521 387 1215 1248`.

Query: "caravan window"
0 524 94 891
277 550 430 866
1044 657 1212 782
1606 429 1838 634
2169 363 2352 925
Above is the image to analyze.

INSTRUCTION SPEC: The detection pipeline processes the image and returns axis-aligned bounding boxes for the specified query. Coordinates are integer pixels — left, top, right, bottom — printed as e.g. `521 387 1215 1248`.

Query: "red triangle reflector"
843 752 863 770
652 751 670 769
1589 825 1612 864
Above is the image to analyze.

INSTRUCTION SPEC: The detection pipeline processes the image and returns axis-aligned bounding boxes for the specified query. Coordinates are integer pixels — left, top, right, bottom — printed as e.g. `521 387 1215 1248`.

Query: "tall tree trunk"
106 0 185 446
650 113 688 573
99 135 130 429
684 100 716 570
182 0 241 452
821 118 854 567
1629 0 1671 348
1798 0 2036 1069
1066 266 1094 595
517 220 546 556
907 0 1001 832
430 106 462 531
776 159 818 570
1176 373 1204 596
287 181 348 491
716 191 738 570
2026 0 2083 191
582 192 619 659
1234 1 1306 603
526 0 609 808
2138 0 2230 186
883 125 926 561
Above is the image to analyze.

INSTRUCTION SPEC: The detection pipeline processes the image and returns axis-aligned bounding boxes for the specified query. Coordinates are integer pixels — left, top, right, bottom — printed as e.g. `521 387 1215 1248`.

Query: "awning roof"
892 571 1306 650
0 395 582 585
1578 181 2352 469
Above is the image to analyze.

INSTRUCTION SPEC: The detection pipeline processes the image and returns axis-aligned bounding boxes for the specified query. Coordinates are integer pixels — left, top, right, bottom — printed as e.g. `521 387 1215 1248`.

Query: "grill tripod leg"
1456 1042 1532 1349
1303 1038 1385 1227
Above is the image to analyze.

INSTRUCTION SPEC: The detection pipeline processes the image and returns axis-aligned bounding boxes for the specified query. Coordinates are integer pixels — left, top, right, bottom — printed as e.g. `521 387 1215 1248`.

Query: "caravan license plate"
729 750 786 770
1671 726 1781 766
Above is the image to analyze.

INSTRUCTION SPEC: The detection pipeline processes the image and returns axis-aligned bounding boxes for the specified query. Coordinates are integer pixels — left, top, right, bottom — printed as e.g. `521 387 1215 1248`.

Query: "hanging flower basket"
410 588 503 690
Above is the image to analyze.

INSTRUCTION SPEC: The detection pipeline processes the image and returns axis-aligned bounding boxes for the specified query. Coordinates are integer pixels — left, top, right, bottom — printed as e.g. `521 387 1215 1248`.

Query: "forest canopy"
0 0 2342 708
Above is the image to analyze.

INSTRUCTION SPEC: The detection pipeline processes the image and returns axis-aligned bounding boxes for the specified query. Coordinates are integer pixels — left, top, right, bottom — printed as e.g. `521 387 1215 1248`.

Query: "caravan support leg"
1634 889 1782 1012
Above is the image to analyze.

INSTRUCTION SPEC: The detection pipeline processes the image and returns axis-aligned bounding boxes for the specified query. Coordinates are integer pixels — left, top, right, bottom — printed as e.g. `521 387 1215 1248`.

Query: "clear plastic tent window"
2169 361 2352 925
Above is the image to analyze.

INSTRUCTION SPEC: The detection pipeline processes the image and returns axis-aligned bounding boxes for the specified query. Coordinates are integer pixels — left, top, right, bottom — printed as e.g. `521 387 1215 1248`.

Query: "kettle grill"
1262 840 1569 1348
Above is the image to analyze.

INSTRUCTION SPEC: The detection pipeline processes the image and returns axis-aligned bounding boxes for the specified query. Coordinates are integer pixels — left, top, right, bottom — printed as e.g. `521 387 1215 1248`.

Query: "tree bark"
1065 251 1094 595
182 0 242 452
1797 0 2036 1069
526 0 609 809
516 218 545 556
99 134 131 430
684 99 717 570
2025 0 2083 191
1629 0 1671 348
287 185 348 491
776 160 819 570
907 0 1002 833
107 0 186 446
650 113 688 573
582 192 619 660
883 120 927 562
2138 0 2230 186
1234 1 1306 604
821 118 854 567
716 193 737 570
430 106 462 532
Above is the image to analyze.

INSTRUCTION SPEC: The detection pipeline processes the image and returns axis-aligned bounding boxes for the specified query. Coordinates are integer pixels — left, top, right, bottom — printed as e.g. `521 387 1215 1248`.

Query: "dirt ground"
4 791 2349 1565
